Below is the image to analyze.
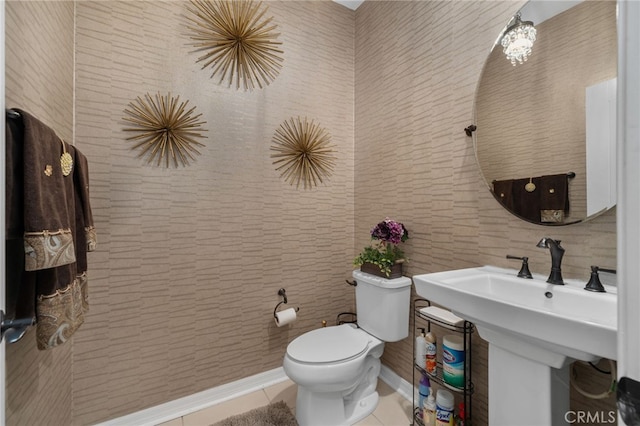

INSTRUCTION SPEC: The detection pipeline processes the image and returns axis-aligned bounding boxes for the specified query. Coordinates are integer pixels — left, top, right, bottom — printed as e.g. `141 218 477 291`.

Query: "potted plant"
354 218 409 278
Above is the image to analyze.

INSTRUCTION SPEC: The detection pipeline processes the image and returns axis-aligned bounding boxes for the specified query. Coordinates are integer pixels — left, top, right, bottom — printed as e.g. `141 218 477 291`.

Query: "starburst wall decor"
185 0 284 91
271 117 337 190
123 93 207 168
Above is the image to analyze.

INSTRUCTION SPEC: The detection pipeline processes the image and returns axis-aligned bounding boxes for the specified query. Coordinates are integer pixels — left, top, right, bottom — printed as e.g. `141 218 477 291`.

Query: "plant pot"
360 262 403 279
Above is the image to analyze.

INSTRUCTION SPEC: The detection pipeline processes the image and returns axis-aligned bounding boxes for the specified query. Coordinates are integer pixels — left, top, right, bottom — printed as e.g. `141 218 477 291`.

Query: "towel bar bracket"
0 310 35 344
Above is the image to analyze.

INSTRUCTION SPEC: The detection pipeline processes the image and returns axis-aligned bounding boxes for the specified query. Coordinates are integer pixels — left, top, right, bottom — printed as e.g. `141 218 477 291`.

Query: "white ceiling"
333 0 365 10
332 0 580 16
520 0 582 25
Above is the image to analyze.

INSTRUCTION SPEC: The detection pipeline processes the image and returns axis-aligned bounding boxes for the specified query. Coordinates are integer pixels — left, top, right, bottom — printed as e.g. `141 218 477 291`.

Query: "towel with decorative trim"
17 109 76 270
6 109 96 350
492 179 515 211
538 173 570 223
511 176 542 223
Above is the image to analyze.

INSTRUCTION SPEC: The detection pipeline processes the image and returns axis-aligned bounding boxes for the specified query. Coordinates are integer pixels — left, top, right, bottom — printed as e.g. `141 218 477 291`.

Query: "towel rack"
492 172 576 184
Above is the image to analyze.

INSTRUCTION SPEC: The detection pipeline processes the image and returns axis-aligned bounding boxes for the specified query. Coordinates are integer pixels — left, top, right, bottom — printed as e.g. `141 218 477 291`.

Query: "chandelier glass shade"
501 13 537 66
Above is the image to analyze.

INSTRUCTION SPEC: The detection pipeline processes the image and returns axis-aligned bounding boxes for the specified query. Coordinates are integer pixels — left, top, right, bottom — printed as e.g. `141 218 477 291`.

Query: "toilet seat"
287 325 370 364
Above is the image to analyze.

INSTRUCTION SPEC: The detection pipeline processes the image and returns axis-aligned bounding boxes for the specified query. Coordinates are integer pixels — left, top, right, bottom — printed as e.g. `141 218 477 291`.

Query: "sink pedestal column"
489 344 570 426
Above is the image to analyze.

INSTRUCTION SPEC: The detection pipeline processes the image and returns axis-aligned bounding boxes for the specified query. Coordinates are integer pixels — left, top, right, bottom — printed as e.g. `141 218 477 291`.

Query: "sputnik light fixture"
501 12 537 66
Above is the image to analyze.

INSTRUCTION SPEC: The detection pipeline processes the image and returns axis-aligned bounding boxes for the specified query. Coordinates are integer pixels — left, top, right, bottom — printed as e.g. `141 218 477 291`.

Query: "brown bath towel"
6 109 96 349
511 177 542 223
538 173 570 211
70 144 95 313
16 108 76 271
491 174 571 223
492 179 515 211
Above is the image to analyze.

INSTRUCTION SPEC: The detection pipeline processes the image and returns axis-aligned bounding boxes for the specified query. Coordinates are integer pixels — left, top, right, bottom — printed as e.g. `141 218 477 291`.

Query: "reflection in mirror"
474 1 617 225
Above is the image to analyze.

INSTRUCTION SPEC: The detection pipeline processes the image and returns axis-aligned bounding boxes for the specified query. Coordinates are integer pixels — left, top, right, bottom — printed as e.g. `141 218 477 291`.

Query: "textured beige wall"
5 0 618 425
71 1 356 423
6 1 356 424
5 2 75 425
355 1 617 425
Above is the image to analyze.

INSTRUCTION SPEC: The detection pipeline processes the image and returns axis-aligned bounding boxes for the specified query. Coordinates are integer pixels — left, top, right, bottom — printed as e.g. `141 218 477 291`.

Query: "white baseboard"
379 364 414 403
96 364 413 426
95 367 289 426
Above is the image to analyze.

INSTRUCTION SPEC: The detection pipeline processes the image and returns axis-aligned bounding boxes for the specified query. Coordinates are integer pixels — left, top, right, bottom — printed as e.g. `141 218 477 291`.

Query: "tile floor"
157 379 413 426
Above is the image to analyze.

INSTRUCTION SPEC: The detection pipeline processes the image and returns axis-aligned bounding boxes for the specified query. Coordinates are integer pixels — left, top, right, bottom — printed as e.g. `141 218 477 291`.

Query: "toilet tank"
352 270 412 342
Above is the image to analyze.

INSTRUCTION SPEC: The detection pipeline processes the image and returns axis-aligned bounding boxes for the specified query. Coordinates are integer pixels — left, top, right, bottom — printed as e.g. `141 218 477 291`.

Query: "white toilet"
283 270 412 426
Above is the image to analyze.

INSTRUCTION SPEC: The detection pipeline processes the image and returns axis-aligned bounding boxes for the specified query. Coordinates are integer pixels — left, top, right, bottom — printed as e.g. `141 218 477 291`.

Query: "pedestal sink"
413 266 617 426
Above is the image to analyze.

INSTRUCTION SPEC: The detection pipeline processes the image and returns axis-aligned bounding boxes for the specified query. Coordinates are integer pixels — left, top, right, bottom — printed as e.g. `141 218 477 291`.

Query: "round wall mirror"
473 1 617 225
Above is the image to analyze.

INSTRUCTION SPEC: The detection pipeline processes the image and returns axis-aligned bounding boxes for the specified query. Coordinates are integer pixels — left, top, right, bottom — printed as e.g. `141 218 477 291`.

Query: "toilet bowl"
283 270 412 426
283 324 384 426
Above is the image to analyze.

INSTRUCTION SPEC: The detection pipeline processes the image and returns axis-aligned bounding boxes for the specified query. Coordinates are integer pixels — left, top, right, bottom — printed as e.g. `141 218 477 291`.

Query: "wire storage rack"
412 298 474 425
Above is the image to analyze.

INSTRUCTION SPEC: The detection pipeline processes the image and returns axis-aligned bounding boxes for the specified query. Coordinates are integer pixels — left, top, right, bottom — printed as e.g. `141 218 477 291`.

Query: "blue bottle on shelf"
419 372 431 414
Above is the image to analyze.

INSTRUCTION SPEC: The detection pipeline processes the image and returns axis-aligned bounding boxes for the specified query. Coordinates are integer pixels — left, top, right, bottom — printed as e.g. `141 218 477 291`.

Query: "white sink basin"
413 265 617 367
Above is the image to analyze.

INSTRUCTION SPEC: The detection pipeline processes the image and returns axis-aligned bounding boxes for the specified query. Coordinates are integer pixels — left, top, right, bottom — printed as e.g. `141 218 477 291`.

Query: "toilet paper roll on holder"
274 288 300 318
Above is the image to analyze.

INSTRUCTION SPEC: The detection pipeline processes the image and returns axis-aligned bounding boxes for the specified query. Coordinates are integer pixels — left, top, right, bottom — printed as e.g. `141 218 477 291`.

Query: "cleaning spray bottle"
425 330 437 374
455 402 465 426
423 388 437 426
415 328 427 367
418 372 431 415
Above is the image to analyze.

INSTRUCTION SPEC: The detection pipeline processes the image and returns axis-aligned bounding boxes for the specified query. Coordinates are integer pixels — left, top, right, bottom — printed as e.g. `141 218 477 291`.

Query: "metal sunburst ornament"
185 0 284 91
271 117 337 190
123 92 207 168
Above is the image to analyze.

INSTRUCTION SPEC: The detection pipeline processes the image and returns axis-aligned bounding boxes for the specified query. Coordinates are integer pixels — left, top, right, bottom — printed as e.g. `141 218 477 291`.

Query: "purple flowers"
354 218 409 277
371 218 409 245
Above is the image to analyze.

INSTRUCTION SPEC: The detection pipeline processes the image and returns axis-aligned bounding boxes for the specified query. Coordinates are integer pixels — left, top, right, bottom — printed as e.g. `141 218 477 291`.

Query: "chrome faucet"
536 237 565 285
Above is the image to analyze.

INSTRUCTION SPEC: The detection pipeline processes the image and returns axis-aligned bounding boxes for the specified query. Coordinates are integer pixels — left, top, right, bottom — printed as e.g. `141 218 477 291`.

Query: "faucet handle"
584 265 615 292
506 255 533 279
596 266 617 275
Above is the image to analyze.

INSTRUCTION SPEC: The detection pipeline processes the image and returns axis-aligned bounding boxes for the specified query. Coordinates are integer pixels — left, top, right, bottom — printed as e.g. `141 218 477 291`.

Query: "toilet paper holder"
274 288 300 318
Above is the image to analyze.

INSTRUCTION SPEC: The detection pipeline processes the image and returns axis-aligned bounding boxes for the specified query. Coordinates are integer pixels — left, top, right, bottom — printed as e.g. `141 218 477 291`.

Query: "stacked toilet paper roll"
275 308 297 327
